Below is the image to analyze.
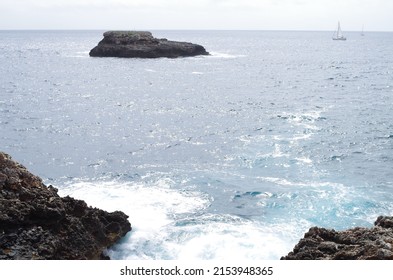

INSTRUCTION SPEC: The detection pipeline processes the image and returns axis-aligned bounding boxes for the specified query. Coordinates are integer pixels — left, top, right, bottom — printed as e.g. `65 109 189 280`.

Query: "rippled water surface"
1 30 393 259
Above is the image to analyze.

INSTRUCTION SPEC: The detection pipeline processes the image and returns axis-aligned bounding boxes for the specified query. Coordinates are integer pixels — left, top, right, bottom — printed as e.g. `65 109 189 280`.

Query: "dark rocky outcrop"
89 31 209 58
282 216 393 260
0 152 131 260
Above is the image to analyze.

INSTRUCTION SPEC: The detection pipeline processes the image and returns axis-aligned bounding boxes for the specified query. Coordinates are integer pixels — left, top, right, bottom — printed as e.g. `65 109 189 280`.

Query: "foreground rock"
282 216 393 260
89 31 209 58
0 152 131 259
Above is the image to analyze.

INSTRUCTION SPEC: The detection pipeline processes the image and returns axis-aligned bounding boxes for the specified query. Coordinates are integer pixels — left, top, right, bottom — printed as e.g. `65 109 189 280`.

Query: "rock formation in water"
0 151 131 260
281 216 393 260
89 31 209 58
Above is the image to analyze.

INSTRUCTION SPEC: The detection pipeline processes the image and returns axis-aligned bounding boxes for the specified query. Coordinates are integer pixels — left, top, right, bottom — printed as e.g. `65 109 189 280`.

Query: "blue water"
1 30 393 259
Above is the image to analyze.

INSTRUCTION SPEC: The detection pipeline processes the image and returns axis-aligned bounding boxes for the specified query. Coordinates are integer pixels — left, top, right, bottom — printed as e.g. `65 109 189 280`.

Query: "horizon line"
0 28 392 32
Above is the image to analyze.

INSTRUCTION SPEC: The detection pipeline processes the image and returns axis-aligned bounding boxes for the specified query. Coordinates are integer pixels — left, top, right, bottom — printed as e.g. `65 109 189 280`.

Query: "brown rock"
281 217 393 260
89 31 209 58
0 151 131 260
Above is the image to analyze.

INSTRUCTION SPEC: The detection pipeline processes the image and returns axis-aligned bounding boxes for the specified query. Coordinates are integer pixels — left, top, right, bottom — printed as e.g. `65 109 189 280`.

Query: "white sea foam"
58 180 210 235
65 51 89 58
106 213 307 260
209 52 247 59
272 144 288 158
295 157 313 164
173 218 306 260
291 134 312 141
256 176 346 188
57 179 305 260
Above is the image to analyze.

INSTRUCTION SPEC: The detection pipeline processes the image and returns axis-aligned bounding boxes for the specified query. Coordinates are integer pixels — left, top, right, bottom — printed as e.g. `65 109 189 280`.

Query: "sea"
1 30 392 260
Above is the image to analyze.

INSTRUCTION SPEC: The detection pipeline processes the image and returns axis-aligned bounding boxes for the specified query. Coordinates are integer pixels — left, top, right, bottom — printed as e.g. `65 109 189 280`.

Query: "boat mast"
337 21 342 37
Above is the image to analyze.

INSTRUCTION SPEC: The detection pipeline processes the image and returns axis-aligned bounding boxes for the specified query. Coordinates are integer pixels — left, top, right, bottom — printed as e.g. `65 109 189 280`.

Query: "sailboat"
361 25 365 36
332 21 346 41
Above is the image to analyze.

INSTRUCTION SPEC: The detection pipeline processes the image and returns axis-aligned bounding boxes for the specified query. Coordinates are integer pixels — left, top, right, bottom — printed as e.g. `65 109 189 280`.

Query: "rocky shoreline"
282 216 393 260
89 31 209 58
0 152 131 260
2 150 392 260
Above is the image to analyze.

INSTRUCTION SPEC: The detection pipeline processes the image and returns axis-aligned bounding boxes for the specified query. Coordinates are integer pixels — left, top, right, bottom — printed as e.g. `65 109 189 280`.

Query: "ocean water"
1 30 393 260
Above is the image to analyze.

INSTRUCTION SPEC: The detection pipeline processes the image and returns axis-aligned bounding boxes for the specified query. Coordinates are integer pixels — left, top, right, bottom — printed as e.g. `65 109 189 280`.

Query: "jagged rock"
0 152 131 260
281 216 393 260
89 31 209 58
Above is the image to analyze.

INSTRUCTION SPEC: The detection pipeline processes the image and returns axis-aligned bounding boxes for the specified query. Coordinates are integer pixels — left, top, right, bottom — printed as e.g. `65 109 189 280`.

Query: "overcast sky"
1 0 392 31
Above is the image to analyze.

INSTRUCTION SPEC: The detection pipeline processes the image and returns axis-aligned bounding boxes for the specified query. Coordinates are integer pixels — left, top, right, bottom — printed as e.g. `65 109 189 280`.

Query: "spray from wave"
58 179 305 260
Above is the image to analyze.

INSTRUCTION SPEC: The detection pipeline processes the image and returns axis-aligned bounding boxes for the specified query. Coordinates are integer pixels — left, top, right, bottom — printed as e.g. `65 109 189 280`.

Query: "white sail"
333 21 346 41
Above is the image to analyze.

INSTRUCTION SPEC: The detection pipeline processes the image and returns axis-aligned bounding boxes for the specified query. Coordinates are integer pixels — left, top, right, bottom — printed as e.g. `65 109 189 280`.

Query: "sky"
0 0 392 31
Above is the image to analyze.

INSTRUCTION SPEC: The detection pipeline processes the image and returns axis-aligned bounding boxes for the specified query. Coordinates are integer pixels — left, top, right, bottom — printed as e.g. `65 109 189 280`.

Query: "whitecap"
107 213 308 260
56 179 310 260
255 176 347 189
174 217 306 260
57 179 212 258
294 157 313 164
208 52 247 59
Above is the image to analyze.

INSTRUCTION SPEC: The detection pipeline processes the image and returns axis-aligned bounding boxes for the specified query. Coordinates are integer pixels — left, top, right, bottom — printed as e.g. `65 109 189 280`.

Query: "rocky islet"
89 31 209 58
